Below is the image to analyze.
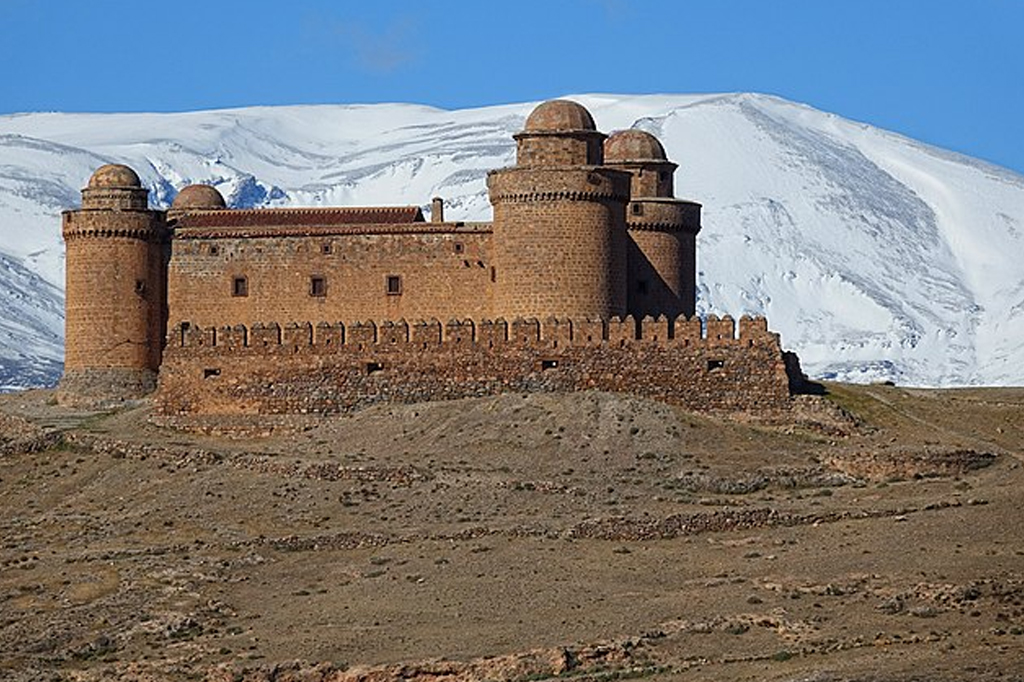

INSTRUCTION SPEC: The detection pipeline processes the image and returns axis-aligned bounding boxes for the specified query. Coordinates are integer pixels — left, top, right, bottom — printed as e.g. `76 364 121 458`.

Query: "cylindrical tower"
487 100 631 319
604 130 702 319
59 164 167 401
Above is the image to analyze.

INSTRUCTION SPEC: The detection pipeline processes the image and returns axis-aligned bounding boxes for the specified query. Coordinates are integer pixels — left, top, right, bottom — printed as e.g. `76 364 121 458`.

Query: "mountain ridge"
1 92 1022 388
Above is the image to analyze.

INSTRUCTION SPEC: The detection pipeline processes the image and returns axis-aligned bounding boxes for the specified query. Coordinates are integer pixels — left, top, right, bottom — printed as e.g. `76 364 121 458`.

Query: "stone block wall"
60 208 166 399
155 315 795 417
488 167 631 319
167 225 495 328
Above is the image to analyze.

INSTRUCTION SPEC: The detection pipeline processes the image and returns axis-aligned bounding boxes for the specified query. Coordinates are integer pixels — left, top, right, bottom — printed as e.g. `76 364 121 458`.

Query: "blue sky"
1 0 1021 173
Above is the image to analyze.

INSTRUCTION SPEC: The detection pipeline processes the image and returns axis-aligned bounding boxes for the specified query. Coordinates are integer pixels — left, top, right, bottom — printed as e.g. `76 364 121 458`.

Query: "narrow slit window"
707 359 725 371
386 274 402 296
631 203 644 216
232 276 248 297
310 276 327 297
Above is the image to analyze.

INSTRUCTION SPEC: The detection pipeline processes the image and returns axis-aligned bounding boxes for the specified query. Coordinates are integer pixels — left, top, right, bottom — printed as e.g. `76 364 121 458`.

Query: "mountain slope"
1 93 1022 388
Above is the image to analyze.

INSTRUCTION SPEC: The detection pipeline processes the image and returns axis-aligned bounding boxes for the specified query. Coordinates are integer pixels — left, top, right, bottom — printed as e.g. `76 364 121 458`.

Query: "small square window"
232 276 248 297
310 276 327 297
321 243 332 254
454 242 464 253
386 275 402 296
209 245 219 256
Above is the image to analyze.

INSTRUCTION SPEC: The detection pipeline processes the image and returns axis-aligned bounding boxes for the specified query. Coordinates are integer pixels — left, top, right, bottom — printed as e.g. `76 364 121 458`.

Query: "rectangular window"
386 274 402 296
232 276 248 297
310 276 327 297
631 203 644 216
321 243 332 254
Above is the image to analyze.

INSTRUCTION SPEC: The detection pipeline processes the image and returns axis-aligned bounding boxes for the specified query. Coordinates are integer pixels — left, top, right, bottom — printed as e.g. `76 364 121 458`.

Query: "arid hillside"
1 384 1023 681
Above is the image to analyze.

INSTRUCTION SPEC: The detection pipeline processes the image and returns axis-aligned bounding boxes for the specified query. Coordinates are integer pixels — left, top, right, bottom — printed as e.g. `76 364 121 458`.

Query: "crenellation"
378 319 410 346
315 321 342 347
283 322 313 348
411 319 442 347
444 319 475 345
347 321 377 348
542 317 573 348
509 318 541 345
674 315 702 346
640 314 671 344
477 318 508 348
705 315 736 345
607 315 637 348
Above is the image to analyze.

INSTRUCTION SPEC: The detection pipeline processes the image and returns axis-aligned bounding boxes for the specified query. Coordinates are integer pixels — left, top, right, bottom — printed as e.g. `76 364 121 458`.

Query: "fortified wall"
156 315 794 416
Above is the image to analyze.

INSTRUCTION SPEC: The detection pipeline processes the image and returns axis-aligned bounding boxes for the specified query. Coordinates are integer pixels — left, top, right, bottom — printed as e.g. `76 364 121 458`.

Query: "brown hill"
1 384 1023 681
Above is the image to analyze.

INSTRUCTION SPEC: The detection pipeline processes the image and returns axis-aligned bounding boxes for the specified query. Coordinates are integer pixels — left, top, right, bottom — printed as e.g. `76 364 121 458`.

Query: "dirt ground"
1 383 1023 681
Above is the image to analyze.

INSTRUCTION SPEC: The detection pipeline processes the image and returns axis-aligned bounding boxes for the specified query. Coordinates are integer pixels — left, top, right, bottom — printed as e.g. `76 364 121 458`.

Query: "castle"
59 99 800 415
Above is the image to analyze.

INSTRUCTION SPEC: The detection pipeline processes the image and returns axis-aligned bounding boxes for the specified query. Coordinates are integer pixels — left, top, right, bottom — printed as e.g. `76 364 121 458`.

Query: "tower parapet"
59 164 167 402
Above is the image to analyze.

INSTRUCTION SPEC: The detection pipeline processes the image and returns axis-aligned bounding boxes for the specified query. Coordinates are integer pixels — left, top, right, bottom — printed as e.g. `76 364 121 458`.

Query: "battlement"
167 314 777 353
156 314 794 418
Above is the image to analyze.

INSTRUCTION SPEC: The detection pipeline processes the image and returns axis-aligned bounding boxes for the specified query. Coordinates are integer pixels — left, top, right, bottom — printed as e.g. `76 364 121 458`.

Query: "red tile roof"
174 206 425 228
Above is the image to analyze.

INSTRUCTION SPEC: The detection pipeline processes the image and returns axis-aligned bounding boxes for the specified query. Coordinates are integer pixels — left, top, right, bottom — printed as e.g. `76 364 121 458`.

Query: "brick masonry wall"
155 315 794 416
488 167 631 319
514 132 605 167
167 227 495 327
626 200 701 319
61 208 166 376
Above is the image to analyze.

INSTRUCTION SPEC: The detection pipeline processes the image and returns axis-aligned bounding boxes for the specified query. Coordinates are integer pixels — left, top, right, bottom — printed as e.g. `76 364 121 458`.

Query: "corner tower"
59 164 167 401
604 130 702 318
487 100 631 319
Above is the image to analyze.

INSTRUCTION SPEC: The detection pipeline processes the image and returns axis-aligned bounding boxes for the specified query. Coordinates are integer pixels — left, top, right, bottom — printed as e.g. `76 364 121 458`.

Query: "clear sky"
1 0 1021 174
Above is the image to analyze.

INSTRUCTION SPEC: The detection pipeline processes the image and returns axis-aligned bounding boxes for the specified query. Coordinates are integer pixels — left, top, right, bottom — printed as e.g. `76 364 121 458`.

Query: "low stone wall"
155 315 796 417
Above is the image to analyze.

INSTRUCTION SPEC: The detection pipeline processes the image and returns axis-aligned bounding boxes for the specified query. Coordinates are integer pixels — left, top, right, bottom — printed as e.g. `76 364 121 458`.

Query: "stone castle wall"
167 224 495 328
155 314 793 416
626 200 701 319
488 167 631 319
61 207 166 398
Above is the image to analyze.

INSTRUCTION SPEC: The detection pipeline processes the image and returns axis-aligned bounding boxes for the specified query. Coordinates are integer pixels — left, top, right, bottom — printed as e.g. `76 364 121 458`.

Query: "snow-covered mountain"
1 93 1023 389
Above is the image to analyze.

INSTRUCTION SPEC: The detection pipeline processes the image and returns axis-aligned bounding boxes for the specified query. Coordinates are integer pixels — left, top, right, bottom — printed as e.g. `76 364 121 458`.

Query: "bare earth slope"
1 385 1023 681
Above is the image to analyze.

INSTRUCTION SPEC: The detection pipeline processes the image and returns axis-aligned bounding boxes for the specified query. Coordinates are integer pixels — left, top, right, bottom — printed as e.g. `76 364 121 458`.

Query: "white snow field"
1 93 1022 389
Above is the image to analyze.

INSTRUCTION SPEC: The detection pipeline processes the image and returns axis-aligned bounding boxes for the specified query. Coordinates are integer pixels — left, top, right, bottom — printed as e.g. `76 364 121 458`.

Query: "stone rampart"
155 315 795 417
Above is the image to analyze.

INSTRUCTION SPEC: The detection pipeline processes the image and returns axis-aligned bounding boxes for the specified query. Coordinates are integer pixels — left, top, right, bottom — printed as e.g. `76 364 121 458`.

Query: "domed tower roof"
88 164 142 189
81 164 148 210
171 184 226 210
524 99 597 133
604 129 668 163
514 100 605 167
